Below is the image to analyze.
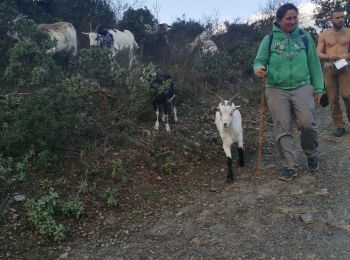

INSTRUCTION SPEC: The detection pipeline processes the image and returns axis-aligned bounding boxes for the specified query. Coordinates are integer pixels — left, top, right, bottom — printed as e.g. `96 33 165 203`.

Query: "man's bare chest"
326 32 350 48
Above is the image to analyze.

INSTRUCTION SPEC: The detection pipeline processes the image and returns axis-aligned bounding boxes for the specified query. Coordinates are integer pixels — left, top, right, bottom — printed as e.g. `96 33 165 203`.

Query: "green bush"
60 200 84 219
25 192 85 240
68 47 119 86
0 154 12 182
0 63 159 171
152 147 177 175
25 192 65 241
199 51 234 86
103 187 119 208
3 18 61 90
0 83 104 157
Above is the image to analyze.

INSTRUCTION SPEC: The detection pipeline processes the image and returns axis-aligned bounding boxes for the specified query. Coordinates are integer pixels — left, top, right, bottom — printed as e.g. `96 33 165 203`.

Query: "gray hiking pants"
265 84 319 169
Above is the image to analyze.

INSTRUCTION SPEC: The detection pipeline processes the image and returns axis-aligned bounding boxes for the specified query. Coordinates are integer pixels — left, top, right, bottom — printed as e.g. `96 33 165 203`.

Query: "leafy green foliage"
0 0 17 79
167 19 205 45
15 149 34 181
199 52 234 86
103 187 119 208
3 18 61 90
311 0 350 29
68 47 119 86
25 192 65 241
118 7 157 44
0 84 104 158
60 200 84 219
111 157 124 177
25 191 85 240
152 147 177 175
0 154 13 182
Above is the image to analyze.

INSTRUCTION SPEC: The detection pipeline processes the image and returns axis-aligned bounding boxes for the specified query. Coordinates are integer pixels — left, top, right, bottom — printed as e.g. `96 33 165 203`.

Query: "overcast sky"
143 0 314 25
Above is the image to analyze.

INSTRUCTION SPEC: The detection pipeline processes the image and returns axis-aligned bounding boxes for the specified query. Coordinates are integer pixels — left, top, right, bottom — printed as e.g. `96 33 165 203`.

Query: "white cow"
188 31 218 55
82 28 139 69
9 15 77 56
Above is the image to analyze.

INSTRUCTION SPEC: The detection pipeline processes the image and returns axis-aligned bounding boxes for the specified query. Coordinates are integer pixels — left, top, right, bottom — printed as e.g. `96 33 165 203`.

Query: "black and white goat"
151 74 178 132
215 95 244 182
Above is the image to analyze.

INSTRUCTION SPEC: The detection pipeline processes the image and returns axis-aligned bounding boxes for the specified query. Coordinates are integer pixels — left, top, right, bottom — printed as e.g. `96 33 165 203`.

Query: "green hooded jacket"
253 24 323 93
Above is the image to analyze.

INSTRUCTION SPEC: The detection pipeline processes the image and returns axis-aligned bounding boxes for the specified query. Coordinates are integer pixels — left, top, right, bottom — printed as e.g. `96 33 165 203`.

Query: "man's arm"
317 32 329 61
339 29 350 59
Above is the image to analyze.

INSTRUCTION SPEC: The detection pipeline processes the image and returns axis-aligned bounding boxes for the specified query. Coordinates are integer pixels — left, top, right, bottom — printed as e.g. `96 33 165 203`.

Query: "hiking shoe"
278 168 298 181
307 156 319 172
333 127 345 137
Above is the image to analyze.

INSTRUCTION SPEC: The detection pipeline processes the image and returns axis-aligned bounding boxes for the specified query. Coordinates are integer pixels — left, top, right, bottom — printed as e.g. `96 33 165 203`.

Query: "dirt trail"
66 104 350 259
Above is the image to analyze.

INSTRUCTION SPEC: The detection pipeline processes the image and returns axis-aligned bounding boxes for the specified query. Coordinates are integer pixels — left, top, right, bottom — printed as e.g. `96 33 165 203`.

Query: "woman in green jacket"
253 3 324 181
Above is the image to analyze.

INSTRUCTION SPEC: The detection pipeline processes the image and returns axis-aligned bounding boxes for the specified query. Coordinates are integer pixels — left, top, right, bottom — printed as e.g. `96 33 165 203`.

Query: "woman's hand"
314 92 322 104
255 66 267 78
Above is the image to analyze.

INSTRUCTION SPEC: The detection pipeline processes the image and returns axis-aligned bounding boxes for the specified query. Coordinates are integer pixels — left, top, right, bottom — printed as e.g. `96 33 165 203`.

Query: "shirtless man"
317 8 350 136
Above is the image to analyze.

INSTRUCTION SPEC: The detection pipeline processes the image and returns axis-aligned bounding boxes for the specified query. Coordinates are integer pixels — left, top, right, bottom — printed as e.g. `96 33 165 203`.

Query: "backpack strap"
298 29 308 52
267 29 309 65
267 32 273 65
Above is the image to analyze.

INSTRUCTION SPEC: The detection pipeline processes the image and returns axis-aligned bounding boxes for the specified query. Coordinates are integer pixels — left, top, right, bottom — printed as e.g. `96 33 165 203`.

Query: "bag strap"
267 29 309 65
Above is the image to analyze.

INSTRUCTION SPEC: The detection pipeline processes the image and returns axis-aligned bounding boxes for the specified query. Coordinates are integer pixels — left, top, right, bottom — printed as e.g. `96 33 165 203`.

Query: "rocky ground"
2 88 350 259
61 101 350 259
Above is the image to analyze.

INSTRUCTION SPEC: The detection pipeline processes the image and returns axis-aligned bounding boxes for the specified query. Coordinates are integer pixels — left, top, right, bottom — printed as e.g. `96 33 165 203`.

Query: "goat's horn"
228 93 240 102
215 94 225 104
94 24 101 32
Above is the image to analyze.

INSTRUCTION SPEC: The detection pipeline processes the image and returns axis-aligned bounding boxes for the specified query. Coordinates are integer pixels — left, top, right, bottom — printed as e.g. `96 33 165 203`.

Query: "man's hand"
339 54 350 60
255 66 267 78
328 54 340 62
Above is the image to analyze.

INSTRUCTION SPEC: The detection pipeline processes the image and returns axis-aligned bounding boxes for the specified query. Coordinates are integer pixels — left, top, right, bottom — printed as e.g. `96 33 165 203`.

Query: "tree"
118 7 157 44
0 0 18 83
311 0 350 30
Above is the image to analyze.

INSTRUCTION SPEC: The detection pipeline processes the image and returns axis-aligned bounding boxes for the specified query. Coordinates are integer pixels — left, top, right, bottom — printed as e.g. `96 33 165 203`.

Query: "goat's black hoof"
226 176 235 184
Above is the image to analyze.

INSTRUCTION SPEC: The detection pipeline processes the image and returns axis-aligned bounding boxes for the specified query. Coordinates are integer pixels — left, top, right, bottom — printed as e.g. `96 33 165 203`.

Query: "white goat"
9 15 77 56
215 95 244 182
82 28 139 69
188 31 218 55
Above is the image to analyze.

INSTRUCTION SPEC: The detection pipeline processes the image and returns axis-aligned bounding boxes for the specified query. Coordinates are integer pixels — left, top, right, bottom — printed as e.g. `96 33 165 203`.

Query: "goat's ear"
235 105 241 109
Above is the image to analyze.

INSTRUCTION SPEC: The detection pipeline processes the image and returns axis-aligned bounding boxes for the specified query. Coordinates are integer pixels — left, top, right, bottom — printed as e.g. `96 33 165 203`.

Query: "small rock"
210 187 218 192
142 129 151 136
192 142 200 148
299 213 314 224
176 212 183 217
315 188 329 195
13 194 26 202
59 252 68 259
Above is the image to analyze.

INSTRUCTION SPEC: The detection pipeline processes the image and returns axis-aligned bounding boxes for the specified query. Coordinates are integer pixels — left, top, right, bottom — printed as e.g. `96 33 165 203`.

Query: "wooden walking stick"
256 76 266 176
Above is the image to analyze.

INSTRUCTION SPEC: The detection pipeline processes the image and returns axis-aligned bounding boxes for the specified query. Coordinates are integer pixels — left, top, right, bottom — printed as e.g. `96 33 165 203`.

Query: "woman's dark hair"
276 3 299 21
